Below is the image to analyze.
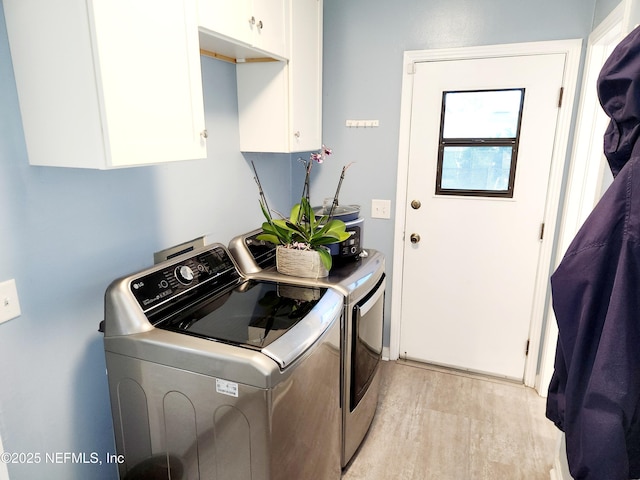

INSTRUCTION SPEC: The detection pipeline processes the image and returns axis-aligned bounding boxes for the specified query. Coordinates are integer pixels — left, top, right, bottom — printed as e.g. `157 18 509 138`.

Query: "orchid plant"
252 146 351 271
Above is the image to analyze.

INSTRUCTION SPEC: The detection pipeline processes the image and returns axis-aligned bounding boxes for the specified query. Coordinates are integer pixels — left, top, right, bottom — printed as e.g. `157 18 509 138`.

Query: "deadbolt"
411 199 421 209
410 233 421 244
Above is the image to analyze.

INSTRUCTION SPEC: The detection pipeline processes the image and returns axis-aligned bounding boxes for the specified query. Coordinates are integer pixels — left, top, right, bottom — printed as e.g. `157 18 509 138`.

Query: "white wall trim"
0 433 9 480
390 39 582 391
550 433 574 480
537 3 627 399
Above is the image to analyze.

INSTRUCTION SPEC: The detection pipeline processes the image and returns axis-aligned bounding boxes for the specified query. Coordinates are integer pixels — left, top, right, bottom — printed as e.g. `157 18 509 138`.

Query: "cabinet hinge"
558 87 564 108
539 222 545 240
407 63 416 75
525 340 530 356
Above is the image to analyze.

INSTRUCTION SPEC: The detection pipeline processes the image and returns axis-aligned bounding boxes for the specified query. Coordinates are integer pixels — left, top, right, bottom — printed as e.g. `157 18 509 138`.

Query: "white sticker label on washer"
216 378 238 397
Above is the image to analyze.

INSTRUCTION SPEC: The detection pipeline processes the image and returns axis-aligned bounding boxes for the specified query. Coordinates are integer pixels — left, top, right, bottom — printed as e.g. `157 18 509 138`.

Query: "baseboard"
382 346 390 361
0 432 9 480
551 433 573 480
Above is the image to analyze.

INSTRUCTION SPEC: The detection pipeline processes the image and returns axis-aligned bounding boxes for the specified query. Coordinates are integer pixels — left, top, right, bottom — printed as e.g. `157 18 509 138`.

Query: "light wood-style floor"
342 360 557 480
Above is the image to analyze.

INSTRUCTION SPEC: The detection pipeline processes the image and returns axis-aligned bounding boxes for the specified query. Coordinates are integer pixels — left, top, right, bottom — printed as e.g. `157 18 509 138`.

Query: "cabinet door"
91 0 206 167
198 0 253 45
251 0 287 59
5 0 107 168
237 61 289 152
289 0 322 151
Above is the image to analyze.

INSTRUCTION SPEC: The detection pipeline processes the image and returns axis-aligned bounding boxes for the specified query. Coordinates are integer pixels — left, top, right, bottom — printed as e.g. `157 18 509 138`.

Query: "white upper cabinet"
237 0 322 152
197 0 287 61
4 0 207 169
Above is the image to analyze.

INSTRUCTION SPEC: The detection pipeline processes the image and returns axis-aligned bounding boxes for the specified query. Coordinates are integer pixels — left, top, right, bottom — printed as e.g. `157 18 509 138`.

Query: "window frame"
435 88 526 198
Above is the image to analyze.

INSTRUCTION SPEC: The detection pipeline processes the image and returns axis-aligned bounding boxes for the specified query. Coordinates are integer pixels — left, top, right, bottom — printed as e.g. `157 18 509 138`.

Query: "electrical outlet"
0 279 21 324
371 199 392 219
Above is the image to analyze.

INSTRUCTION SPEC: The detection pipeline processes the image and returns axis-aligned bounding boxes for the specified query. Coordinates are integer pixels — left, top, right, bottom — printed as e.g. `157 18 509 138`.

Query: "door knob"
410 233 421 244
411 200 421 209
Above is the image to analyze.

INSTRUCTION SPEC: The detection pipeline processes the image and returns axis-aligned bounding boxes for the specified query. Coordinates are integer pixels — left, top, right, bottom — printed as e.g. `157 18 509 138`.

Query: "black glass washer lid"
155 280 326 350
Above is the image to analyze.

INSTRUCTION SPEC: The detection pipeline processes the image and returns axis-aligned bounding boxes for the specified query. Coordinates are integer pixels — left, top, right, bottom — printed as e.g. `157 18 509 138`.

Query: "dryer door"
351 274 385 410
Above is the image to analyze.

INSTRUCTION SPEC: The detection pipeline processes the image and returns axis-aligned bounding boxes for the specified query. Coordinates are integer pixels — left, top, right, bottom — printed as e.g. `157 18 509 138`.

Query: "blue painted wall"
0 0 612 478
594 0 624 26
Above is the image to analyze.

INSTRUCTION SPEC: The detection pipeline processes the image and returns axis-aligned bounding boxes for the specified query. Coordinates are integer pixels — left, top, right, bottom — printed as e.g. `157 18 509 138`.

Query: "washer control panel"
130 245 240 312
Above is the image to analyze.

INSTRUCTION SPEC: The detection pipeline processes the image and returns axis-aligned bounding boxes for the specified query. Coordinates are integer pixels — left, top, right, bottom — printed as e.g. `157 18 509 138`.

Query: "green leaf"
303 198 318 230
312 236 342 245
259 200 272 220
324 220 351 241
260 219 293 245
284 221 311 242
317 247 333 271
272 218 294 231
311 219 350 244
256 233 281 245
289 203 302 224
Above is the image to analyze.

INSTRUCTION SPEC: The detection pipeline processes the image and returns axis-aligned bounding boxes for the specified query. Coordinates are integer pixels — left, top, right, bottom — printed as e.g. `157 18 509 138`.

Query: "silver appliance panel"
103 243 343 479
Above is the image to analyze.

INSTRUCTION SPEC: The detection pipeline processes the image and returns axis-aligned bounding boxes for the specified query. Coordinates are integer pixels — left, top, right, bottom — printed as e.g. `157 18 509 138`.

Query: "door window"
436 89 525 198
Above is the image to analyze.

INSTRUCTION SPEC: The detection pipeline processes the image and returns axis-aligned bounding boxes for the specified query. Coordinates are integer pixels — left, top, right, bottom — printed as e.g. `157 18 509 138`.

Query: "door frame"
389 39 582 389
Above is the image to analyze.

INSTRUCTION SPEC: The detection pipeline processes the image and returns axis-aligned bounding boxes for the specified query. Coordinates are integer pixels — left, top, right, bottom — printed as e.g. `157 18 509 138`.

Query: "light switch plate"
0 279 21 324
371 199 392 219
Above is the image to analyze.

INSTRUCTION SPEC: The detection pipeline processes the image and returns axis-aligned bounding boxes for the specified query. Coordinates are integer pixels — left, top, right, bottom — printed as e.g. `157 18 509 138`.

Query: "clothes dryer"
229 231 385 467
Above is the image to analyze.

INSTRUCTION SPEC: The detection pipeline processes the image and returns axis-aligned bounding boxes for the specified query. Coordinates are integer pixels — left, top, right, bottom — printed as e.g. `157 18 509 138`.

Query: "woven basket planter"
276 245 329 278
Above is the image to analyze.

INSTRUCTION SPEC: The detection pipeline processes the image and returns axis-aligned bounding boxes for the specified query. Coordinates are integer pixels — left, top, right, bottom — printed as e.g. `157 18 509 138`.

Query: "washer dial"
175 265 195 285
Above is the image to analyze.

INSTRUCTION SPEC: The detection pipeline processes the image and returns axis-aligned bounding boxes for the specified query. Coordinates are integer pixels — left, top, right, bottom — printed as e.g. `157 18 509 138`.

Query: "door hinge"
525 339 530 356
407 63 416 75
539 222 545 240
558 87 564 108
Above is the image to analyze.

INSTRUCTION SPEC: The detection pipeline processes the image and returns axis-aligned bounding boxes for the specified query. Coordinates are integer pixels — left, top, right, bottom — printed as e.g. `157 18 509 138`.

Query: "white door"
399 54 566 380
